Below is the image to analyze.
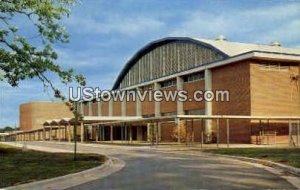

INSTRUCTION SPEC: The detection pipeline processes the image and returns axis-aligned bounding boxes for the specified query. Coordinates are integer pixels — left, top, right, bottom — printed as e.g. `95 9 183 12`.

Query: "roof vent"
215 35 227 41
270 41 281 47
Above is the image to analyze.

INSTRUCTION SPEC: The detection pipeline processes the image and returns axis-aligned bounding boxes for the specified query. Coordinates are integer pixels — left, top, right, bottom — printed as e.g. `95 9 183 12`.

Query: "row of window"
160 79 177 88
183 72 205 82
78 102 204 117
259 62 290 71
160 109 205 117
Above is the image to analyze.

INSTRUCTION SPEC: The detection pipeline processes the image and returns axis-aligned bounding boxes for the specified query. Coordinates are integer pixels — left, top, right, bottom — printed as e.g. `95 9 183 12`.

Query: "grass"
0 144 106 188
203 148 300 168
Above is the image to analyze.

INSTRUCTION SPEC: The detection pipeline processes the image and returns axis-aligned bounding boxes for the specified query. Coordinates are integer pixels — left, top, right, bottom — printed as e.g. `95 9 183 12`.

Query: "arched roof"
112 37 229 90
112 37 300 90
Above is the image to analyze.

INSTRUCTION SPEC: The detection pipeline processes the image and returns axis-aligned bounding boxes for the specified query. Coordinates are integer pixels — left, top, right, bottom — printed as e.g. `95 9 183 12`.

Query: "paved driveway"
20 141 295 190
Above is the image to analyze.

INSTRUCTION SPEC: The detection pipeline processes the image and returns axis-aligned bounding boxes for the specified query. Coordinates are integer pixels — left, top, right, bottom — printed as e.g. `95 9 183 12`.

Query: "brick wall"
142 92 155 116
250 60 300 116
113 100 121 116
92 102 98 116
249 60 300 143
183 80 205 112
83 103 89 116
20 102 73 131
212 61 252 143
101 102 109 116
160 86 177 114
126 100 136 116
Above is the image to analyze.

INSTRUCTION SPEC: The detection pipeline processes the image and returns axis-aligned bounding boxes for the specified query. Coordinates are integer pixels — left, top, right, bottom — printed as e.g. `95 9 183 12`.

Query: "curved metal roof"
112 37 230 90
112 37 300 90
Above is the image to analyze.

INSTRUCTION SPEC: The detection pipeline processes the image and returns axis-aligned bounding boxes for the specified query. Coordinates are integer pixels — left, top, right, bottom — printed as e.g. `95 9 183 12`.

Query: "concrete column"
90 125 93 141
80 121 84 143
205 69 212 142
42 128 45 141
137 127 143 141
67 123 71 142
154 83 161 141
46 129 49 140
129 126 133 143
176 76 184 115
88 102 93 116
147 123 151 142
97 101 102 116
102 126 105 141
64 125 67 141
58 125 62 141
176 118 181 144
95 126 99 142
125 125 128 141
72 125 75 141
154 82 161 117
99 125 102 141
121 98 126 116
109 99 113 116
50 125 52 141
110 125 113 142
136 87 141 116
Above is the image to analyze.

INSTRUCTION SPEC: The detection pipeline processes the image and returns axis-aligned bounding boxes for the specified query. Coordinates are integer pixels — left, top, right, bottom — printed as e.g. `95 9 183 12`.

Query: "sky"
0 0 300 128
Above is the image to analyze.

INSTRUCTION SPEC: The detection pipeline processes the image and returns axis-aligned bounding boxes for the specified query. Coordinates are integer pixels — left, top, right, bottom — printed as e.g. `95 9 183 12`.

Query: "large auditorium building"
13 36 300 145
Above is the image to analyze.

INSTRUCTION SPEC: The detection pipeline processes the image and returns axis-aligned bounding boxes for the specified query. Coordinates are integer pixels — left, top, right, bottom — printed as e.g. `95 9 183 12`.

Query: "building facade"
17 37 300 144
20 102 73 131
75 37 300 144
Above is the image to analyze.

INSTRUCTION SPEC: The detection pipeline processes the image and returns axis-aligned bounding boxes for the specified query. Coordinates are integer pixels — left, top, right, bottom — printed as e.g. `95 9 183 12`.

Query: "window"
160 79 176 88
183 72 205 82
161 112 176 116
140 84 154 91
142 114 155 118
184 109 205 115
259 62 290 71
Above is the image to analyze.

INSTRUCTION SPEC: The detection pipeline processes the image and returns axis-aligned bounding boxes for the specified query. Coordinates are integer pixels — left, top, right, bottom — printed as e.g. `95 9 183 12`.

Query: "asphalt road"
20 141 295 190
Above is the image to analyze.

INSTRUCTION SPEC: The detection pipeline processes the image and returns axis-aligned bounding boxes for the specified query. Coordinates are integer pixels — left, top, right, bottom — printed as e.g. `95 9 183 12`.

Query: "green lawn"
203 148 300 168
0 144 106 188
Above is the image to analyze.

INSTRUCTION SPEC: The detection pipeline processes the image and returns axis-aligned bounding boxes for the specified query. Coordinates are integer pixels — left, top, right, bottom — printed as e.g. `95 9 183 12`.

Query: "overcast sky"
1 0 300 128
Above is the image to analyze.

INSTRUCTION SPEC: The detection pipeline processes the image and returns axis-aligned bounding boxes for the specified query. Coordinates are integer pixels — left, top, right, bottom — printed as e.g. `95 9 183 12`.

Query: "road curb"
205 153 300 177
2 142 125 190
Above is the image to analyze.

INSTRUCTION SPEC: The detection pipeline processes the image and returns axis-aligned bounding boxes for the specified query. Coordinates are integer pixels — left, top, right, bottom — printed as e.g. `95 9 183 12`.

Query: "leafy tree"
0 0 86 99
0 1 86 160
0 126 15 133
